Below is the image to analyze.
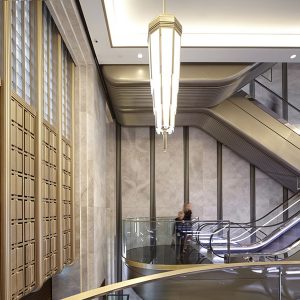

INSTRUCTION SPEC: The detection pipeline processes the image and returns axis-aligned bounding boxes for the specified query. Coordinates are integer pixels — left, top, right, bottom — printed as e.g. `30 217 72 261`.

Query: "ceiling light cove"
103 0 300 48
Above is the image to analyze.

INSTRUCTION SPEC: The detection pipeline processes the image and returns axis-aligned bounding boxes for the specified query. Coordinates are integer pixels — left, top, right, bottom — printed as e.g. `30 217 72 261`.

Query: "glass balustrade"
123 192 300 265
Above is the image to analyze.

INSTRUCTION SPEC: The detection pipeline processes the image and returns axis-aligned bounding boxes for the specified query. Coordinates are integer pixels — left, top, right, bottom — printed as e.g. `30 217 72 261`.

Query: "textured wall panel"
62 139 72 264
222 145 250 223
189 127 217 219
256 168 283 234
10 97 36 299
155 128 184 217
42 123 58 279
121 127 150 218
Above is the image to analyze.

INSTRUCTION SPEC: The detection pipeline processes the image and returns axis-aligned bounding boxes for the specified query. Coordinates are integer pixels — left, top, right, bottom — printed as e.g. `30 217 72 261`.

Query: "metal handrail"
62 261 300 300
254 79 300 114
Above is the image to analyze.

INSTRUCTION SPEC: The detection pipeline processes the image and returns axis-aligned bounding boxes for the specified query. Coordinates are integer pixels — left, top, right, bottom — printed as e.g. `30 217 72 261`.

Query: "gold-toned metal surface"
42 122 59 279
57 34 63 272
35 0 43 290
0 2 11 299
102 63 273 112
148 14 182 35
11 91 37 116
62 139 73 264
71 62 75 262
101 63 300 191
60 46 73 265
62 261 300 300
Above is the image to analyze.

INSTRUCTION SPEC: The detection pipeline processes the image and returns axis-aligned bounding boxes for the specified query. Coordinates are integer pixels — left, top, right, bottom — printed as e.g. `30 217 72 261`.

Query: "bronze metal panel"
110 95 300 191
102 63 274 112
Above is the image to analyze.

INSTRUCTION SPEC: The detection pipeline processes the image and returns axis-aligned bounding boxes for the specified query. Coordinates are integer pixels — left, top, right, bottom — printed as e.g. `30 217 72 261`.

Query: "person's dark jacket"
173 217 185 236
184 210 192 221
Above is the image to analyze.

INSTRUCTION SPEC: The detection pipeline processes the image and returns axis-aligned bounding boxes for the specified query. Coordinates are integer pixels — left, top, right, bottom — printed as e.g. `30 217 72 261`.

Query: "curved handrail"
214 196 300 244
196 192 299 242
63 261 300 300
233 191 299 226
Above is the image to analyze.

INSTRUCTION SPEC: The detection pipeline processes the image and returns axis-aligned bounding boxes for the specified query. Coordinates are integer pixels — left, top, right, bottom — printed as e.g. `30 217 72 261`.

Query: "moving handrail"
210 212 300 255
197 192 300 246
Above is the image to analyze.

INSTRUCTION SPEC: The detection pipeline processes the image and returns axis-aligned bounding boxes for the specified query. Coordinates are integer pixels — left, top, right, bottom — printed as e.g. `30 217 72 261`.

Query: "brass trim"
148 14 182 35
0 2 11 299
63 261 300 300
62 135 72 144
11 91 37 116
35 0 43 289
43 119 58 134
57 34 63 271
71 62 75 262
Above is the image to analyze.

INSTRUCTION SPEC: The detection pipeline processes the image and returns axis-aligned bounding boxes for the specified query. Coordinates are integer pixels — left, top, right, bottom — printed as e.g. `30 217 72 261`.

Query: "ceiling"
79 0 300 64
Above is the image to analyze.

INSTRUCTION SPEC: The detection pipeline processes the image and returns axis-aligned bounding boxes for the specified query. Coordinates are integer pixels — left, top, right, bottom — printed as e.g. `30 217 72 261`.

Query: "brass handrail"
63 261 300 300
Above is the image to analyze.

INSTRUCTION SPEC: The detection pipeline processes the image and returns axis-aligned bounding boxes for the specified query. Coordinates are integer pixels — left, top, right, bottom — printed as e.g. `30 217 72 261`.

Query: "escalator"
196 192 300 262
103 63 300 191
175 96 300 192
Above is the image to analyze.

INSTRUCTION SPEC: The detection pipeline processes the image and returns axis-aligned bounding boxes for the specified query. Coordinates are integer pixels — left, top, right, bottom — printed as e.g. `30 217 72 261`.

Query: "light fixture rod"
163 0 166 14
163 131 167 152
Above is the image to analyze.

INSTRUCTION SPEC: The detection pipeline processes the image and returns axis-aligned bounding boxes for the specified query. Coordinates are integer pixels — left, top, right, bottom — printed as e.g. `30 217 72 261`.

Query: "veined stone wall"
121 127 285 224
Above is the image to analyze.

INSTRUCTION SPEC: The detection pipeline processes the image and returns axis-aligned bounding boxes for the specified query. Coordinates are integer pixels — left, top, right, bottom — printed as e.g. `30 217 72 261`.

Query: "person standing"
183 203 193 252
173 211 185 260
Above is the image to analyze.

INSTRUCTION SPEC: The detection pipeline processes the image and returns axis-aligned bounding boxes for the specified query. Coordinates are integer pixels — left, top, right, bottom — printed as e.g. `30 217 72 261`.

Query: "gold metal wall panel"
62 139 73 264
10 97 36 299
42 123 58 280
1 2 75 297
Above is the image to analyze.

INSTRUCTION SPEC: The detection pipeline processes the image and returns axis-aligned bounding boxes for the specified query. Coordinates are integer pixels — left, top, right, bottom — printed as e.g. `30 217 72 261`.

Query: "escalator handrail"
228 198 300 243
197 192 299 240
254 79 300 114
210 213 300 254
203 198 300 244
231 191 300 226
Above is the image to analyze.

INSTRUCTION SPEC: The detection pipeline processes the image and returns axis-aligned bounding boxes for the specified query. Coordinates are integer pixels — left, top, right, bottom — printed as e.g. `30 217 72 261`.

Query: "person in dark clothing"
183 202 192 221
173 211 185 260
182 203 193 252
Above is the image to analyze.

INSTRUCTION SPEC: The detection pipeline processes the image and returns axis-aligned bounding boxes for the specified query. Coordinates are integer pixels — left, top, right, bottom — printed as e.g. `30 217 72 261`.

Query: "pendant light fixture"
148 0 182 151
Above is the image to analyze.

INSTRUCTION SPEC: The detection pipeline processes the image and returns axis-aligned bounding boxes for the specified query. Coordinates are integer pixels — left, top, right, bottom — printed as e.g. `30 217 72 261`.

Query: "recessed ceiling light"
137 53 143 59
290 54 297 59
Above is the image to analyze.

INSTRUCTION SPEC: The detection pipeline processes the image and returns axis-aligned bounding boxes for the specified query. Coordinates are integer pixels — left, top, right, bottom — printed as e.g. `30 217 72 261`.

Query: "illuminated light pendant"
148 1 182 151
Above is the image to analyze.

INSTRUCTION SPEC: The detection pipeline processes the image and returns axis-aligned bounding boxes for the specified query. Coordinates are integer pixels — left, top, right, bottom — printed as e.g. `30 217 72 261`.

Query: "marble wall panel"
255 168 283 233
155 128 184 217
222 146 250 223
121 127 150 218
106 122 116 284
53 64 113 297
85 65 108 289
189 127 217 220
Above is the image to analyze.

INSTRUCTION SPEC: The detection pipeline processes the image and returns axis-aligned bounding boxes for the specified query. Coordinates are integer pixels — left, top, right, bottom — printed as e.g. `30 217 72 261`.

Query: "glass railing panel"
208 193 300 258
256 63 283 97
241 64 300 135
123 195 300 264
